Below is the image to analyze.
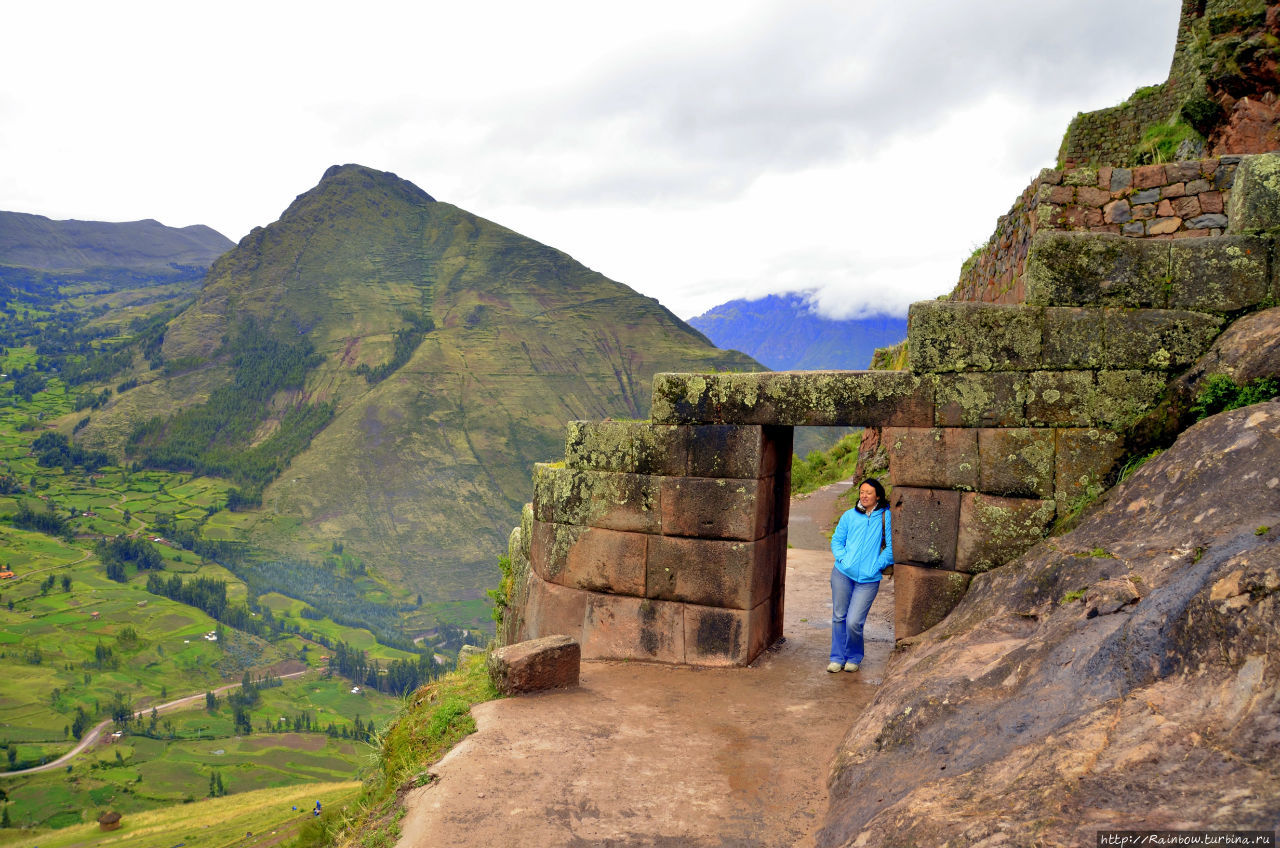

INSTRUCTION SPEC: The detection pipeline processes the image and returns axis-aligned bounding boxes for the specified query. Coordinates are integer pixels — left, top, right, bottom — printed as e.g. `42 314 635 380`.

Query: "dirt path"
397 480 894 847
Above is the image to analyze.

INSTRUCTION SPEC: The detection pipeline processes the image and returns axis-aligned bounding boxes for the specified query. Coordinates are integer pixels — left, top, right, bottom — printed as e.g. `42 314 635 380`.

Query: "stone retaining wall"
952 157 1242 304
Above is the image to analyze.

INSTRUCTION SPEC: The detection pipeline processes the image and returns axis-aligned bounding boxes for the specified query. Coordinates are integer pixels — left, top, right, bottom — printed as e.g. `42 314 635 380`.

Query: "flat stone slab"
650 371 934 427
488 635 581 695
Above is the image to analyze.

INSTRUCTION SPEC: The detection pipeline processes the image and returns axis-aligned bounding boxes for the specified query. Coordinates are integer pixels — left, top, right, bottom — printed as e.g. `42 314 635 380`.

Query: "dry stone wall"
953 157 1242 304
506 153 1280 665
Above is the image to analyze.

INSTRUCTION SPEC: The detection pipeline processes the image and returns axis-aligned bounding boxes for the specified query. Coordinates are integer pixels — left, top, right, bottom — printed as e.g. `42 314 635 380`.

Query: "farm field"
0 780 360 848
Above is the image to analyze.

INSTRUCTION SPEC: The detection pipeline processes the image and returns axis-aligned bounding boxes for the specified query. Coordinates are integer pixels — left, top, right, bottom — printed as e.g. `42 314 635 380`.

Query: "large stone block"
530 519 582 583
488 635 581 695
532 465 660 533
518 572 588 644
659 476 770 541
1025 370 1095 426
907 301 1042 372
683 602 763 666
933 372 1027 428
1167 236 1271 313
1092 370 1167 429
884 427 978 491
559 524 648 596
1054 428 1126 511
1024 231 1170 308
645 534 777 610
976 428 1055 499
1041 307 1104 369
889 487 960 569
580 593 684 663
955 493 1056 574
687 424 775 478
893 564 971 640
1100 308 1222 370
650 371 934 427
1226 152 1280 232
564 420 687 475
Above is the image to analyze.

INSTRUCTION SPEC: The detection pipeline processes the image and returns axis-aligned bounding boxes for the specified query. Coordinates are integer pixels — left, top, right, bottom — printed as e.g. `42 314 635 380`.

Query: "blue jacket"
831 505 893 583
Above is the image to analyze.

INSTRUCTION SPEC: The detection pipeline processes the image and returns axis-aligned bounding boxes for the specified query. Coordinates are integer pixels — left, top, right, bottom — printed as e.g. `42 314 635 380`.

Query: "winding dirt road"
2 670 310 777
397 479 895 847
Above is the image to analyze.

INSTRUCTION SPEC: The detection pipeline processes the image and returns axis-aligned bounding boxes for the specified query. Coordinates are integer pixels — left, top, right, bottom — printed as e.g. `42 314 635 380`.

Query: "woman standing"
827 478 893 673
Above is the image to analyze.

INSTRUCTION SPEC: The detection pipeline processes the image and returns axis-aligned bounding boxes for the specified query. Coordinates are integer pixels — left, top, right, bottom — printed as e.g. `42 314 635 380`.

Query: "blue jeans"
830 569 880 664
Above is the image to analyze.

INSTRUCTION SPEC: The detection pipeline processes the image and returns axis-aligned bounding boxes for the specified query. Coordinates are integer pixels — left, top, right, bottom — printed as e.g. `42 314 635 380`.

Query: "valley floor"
396 480 893 848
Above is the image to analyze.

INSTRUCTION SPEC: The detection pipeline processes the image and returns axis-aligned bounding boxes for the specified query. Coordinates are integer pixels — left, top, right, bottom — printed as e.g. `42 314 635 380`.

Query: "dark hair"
859 478 888 511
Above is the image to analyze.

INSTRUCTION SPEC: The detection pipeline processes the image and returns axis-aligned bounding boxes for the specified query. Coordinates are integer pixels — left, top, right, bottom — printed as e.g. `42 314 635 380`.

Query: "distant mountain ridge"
688 293 906 371
0 210 232 273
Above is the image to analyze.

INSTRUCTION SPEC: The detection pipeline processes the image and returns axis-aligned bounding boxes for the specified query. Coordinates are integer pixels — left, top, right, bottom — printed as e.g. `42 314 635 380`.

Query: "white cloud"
0 0 1181 318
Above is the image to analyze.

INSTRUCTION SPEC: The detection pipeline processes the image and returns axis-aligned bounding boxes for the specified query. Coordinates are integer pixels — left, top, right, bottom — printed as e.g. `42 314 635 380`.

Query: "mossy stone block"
539 522 648 596
530 519 584 583
889 486 960 569
645 534 775 610
955 493 1056 574
1024 231 1170 308
933 372 1027 428
885 427 979 491
532 464 661 533
907 301 1043 372
1042 307 1104 369
650 371 934 427
659 476 771 541
1167 236 1271 312
1226 152 1280 232
1054 428 1126 511
976 428 1055 499
1025 371 1096 426
1092 370 1167 429
1101 308 1222 370
564 420 687 475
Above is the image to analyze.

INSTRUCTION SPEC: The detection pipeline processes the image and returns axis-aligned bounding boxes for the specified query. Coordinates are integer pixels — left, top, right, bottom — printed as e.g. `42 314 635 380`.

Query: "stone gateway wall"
505 153 1280 667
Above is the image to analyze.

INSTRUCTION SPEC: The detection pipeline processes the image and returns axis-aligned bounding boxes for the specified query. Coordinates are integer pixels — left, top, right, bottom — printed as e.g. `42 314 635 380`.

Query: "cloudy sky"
2 1 1181 320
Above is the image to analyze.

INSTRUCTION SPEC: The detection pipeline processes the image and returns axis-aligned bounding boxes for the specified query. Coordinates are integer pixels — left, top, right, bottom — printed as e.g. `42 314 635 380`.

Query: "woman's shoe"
843 661 860 672
826 662 843 673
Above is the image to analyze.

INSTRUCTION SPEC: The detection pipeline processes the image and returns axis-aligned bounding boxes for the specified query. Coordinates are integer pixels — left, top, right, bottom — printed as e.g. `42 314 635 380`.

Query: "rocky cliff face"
817 401 1280 846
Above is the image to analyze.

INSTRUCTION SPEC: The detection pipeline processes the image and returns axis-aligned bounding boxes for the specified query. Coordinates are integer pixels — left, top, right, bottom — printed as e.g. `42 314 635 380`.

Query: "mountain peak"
315 163 435 204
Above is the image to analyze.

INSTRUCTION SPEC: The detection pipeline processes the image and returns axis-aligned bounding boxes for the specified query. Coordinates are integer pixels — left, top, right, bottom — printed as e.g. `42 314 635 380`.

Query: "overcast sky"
1 1 1181 320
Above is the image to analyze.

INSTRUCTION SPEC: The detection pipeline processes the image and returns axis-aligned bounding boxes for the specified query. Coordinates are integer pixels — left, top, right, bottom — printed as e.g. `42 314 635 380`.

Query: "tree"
205 690 218 712
6 747 16 768
61 575 71 592
2 804 10 828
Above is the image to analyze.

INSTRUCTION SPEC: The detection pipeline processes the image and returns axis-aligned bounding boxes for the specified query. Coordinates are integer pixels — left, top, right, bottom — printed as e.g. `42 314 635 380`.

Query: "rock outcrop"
817 402 1280 846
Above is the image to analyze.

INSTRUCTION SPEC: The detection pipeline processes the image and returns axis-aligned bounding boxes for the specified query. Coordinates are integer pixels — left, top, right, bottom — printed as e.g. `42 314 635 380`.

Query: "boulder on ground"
487 635 581 695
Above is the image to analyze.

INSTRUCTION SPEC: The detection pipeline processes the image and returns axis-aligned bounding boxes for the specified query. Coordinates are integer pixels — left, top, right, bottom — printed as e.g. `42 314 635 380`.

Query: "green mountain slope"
83 164 760 621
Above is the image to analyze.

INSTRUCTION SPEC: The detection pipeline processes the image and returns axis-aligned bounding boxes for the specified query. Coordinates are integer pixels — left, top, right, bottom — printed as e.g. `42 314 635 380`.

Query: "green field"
0 780 360 848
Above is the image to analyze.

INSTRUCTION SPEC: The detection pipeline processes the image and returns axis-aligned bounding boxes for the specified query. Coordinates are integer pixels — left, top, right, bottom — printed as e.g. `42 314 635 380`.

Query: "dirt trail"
398 480 894 847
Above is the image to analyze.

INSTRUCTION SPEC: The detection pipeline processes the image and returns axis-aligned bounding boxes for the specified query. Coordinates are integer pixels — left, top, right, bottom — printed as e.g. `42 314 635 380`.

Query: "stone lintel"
907 300 1042 373
650 371 933 427
659 475 772 541
976 428 1055 499
894 564 971 640
532 465 660 533
955 493 1056 574
889 486 961 570
884 427 978 491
